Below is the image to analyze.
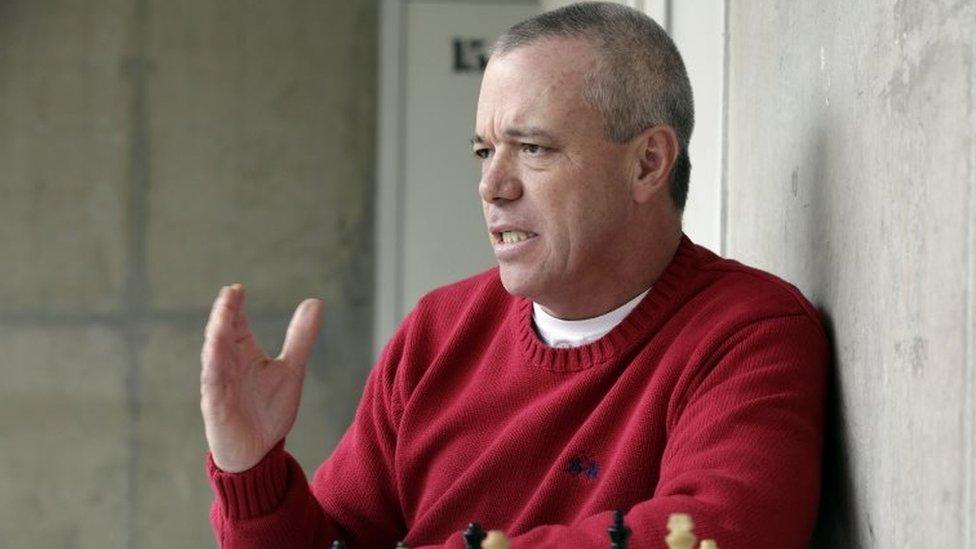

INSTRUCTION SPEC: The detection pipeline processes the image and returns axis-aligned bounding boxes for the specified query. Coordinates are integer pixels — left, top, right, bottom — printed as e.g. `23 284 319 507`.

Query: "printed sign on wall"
452 37 491 72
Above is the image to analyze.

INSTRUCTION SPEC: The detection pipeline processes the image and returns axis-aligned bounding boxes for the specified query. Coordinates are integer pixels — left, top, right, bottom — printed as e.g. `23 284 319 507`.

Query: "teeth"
500 231 533 244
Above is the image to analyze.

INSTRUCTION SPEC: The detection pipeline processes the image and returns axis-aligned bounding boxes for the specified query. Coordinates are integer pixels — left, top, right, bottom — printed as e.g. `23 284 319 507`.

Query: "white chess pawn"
665 513 697 549
482 530 510 549
699 540 718 549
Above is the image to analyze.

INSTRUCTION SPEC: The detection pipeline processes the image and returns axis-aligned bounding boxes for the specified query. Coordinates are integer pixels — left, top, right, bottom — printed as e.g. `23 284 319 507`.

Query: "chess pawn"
607 510 631 549
665 513 697 549
463 522 487 549
699 540 718 549
482 530 511 549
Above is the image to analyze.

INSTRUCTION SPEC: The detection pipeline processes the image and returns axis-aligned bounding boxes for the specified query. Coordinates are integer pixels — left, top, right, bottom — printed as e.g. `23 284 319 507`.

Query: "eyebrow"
470 126 556 145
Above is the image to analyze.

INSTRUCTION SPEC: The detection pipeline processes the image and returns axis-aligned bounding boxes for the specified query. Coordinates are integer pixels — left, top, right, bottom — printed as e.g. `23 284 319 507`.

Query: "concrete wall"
725 2 975 546
3 1 974 547
0 1 377 547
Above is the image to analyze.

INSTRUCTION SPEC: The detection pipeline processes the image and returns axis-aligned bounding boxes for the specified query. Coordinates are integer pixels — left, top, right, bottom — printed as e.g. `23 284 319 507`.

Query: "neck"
537 228 683 320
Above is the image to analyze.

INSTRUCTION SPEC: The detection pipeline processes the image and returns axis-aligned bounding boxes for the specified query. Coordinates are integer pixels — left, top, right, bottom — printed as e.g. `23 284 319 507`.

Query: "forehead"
475 38 599 135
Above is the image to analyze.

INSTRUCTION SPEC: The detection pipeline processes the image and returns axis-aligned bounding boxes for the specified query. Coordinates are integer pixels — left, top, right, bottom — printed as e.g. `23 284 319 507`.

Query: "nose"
478 151 523 204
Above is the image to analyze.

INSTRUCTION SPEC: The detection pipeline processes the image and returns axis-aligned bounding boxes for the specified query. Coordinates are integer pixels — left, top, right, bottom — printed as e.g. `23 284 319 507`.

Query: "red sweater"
208 235 828 548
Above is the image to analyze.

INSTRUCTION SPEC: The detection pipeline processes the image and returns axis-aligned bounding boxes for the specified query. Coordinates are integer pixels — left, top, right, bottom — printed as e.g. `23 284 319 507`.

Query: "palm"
201 285 323 472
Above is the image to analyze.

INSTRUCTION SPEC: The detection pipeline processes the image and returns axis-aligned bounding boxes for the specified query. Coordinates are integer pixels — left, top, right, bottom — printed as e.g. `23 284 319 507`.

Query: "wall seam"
123 0 151 546
719 0 730 256
964 37 975 549
0 309 300 326
394 0 408 323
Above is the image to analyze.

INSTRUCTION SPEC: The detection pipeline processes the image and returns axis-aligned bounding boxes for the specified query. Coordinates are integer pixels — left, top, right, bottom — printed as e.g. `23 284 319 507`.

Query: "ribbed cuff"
207 440 289 520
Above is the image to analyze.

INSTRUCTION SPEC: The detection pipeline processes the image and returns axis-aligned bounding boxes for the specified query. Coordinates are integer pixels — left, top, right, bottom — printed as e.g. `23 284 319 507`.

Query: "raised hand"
200 284 324 473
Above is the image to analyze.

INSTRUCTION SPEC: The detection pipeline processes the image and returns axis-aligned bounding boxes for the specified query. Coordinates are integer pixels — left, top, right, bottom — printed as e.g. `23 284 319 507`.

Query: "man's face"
474 38 638 310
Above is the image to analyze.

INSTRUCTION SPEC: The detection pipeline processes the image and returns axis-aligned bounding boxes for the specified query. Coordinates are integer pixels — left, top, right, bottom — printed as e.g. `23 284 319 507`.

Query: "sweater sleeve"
415 313 829 549
308 313 411 548
206 311 415 548
206 441 340 547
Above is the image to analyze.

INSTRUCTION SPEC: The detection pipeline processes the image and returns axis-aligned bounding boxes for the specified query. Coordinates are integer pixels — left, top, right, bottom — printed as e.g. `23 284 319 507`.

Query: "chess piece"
330 541 346 549
395 542 410 548
664 513 696 549
699 540 718 549
463 522 487 549
482 530 511 549
607 510 631 549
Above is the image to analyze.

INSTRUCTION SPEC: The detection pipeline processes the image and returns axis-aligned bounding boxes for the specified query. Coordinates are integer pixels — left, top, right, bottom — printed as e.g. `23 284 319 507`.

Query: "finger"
204 286 228 339
231 288 268 366
202 284 245 371
278 298 324 368
231 284 248 334
205 284 243 342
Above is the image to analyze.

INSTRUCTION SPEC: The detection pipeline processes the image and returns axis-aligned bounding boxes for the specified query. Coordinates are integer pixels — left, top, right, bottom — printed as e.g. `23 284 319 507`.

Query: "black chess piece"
463 522 487 549
607 510 631 549
331 541 347 549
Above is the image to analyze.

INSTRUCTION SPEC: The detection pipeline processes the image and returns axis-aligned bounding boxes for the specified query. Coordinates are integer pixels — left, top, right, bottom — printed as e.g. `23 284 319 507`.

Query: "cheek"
567 186 629 246
528 162 624 248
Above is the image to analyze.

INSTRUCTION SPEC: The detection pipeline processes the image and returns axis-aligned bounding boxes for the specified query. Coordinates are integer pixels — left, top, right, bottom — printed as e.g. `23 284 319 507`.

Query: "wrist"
209 439 286 474
206 440 289 520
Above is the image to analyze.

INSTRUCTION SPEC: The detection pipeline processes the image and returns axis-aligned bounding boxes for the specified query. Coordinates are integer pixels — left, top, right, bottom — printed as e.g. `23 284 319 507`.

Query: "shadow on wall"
800 126 861 547
810 311 862 548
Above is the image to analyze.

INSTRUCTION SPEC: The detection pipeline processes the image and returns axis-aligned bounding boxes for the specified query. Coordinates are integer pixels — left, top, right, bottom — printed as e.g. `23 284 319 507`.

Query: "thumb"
279 298 324 367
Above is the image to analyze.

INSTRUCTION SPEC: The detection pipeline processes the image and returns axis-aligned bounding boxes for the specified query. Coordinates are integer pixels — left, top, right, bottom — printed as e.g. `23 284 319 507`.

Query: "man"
201 3 828 547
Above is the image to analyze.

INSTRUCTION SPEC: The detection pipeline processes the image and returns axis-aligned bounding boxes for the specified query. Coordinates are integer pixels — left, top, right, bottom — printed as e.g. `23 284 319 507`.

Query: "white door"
375 0 539 355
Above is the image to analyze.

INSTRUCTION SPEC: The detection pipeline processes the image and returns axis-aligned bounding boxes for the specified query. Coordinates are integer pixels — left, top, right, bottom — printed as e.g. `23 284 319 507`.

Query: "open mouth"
493 230 538 244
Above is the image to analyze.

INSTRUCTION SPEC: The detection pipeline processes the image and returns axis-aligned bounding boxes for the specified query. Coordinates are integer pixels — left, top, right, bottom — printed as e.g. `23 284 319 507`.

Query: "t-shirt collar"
532 288 651 349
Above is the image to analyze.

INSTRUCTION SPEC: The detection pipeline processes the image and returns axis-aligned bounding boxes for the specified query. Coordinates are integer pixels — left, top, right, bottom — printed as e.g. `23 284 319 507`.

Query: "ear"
629 125 680 204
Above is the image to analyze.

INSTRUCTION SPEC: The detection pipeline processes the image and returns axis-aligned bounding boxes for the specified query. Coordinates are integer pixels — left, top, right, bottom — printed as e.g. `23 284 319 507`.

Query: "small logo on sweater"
565 454 599 479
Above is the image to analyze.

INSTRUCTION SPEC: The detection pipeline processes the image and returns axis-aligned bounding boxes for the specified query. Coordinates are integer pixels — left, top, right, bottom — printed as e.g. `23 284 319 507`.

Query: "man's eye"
473 148 492 159
521 143 546 155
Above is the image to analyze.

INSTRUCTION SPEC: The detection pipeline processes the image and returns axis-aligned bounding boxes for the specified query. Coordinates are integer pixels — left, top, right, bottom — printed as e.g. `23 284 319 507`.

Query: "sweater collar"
515 233 701 372
532 288 651 348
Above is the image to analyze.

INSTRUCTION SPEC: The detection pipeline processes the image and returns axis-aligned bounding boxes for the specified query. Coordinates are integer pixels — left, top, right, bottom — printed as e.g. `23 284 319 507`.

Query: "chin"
497 265 541 300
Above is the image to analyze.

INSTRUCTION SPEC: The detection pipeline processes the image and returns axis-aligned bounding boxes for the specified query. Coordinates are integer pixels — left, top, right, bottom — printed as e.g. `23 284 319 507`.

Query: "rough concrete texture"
0 1 377 547
726 2 975 546
0 327 129 548
0 1 130 313
135 323 214 547
146 1 377 312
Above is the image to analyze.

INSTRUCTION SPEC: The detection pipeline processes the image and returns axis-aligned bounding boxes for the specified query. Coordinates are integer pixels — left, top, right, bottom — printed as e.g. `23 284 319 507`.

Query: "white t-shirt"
532 288 651 349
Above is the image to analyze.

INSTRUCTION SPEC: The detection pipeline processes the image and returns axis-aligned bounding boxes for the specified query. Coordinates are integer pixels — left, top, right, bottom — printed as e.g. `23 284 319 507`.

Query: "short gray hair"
492 2 695 210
